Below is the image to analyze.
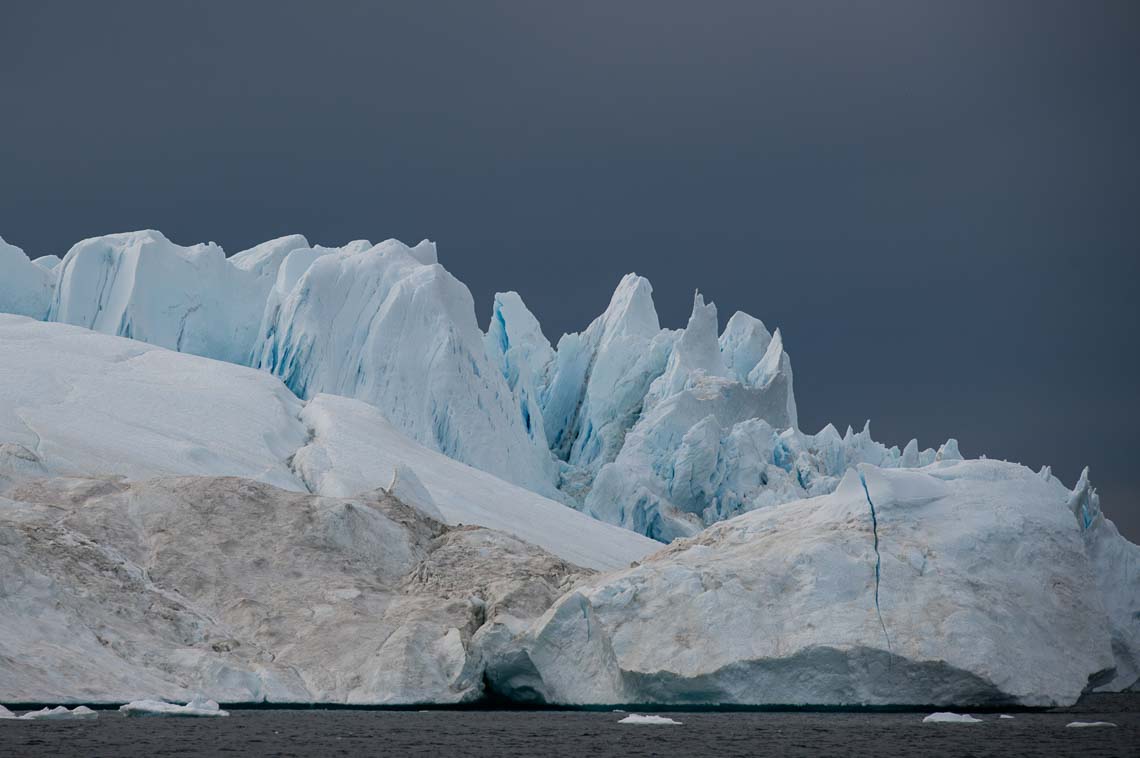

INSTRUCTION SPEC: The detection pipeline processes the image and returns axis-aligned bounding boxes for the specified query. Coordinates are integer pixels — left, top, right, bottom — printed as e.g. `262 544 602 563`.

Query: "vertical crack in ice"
286 407 318 494
858 470 892 655
579 595 592 642
175 304 202 352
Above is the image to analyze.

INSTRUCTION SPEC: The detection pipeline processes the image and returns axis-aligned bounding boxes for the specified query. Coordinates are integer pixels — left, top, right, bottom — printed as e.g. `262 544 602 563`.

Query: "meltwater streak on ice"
859 469 892 655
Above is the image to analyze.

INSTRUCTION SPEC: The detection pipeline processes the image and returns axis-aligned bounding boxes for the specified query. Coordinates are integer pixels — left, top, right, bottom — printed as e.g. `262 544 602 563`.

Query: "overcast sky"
2 1 1137 539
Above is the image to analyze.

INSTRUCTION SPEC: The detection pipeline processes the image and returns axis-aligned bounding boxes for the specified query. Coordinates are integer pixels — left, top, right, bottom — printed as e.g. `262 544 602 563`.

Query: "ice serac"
538 274 677 499
47 230 294 365
583 294 805 539
254 239 560 497
0 475 591 704
493 460 1121 707
0 236 54 319
484 291 554 452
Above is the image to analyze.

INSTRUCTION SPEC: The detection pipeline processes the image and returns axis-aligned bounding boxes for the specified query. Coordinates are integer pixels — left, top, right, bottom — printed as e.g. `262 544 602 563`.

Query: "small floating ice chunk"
618 714 682 725
922 712 982 724
120 696 229 718
1065 721 1116 728
19 706 98 720
999 714 1015 719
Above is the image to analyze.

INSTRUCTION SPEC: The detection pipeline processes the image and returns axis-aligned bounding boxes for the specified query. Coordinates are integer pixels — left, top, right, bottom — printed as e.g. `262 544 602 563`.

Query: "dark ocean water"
2 695 1137 757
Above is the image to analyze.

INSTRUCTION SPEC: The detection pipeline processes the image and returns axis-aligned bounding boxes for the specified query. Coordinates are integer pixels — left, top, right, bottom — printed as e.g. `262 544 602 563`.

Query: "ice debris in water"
1065 721 1116 728
120 696 229 717
999 714 1015 719
922 712 982 724
18 705 98 720
618 714 682 725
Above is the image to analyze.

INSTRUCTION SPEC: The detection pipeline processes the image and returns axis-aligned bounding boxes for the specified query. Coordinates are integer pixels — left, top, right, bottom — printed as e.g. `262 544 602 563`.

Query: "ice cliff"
490 462 1130 706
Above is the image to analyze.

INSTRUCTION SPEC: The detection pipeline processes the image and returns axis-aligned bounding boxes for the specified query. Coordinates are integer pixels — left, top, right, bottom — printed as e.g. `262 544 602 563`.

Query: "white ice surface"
618 714 682 724
0 315 306 489
18 706 98 720
293 394 659 570
497 461 1125 707
0 316 655 571
254 238 560 497
1065 721 1116 728
923 712 982 724
120 697 229 717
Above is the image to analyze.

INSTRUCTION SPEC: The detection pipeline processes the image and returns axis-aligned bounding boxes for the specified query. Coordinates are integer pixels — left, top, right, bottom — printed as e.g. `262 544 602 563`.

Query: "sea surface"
2 694 1137 757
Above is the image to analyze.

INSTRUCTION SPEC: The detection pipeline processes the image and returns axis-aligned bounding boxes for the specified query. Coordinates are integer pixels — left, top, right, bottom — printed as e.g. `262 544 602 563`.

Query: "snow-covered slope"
0 315 657 570
292 394 658 571
490 460 1130 706
0 314 306 489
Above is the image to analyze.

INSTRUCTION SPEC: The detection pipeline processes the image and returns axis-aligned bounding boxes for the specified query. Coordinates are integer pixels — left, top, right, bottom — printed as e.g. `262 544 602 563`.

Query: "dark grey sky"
2 1 1138 539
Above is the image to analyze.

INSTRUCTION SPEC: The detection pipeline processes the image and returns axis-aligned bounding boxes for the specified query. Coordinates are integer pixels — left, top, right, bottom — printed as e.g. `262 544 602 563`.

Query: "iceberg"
17 706 99 720
120 697 229 717
922 713 982 724
1 229 1137 706
618 714 682 725
1065 721 1116 728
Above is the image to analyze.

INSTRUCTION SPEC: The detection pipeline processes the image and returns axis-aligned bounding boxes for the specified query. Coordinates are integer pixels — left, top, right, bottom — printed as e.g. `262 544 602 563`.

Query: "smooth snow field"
1 696 1138 758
